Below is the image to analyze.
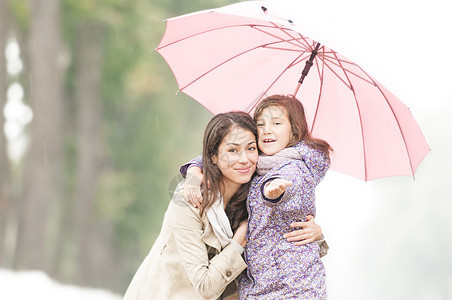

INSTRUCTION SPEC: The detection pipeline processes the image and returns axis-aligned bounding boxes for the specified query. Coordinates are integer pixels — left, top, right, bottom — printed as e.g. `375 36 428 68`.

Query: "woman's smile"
235 166 252 174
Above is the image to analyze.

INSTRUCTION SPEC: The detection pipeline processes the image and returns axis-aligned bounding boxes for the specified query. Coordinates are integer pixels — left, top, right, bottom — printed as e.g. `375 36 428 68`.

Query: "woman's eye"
256 123 264 127
228 148 238 153
248 146 256 151
274 122 281 125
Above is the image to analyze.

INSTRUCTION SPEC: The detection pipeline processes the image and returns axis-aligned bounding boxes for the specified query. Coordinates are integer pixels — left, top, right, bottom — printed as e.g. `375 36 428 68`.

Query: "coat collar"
176 184 223 252
197 207 222 252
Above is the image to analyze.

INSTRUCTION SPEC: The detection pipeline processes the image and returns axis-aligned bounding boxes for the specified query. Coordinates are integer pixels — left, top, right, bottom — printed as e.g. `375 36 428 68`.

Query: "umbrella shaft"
296 43 321 86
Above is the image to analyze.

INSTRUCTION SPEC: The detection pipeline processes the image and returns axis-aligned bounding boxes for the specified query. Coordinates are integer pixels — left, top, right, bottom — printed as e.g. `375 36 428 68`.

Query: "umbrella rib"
315 55 353 90
309 47 326 132
246 52 307 113
157 23 304 51
250 25 308 51
357 66 416 175
331 51 369 180
263 45 306 52
321 56 375 85
267 21 309 49
320 52 354 62
177 38 307 92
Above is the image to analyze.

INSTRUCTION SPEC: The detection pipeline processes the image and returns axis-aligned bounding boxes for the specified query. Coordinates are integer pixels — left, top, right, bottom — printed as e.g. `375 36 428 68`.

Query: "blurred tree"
71 21 122 288
1 0 239 294
0 0 11 267
15 0 66 273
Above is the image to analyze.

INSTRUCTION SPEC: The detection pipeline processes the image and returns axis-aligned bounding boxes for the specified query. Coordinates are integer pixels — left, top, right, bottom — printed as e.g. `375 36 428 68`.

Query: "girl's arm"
260 165 327 249
295 141 330 184
180 155 204 207
169 200 247 299
180 155 203 178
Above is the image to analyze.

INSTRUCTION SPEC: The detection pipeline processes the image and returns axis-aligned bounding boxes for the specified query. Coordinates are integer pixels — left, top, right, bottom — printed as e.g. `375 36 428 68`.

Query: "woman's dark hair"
201 111 257 232
254 94 332 157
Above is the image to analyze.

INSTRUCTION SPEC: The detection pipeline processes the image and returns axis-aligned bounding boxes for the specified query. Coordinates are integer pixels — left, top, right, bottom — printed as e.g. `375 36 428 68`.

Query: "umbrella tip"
261 6 267 13
288 19 294 24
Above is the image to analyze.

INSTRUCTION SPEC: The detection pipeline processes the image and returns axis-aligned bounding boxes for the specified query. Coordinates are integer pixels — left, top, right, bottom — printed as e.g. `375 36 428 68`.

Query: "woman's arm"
283 215 329 257
168 201 246 299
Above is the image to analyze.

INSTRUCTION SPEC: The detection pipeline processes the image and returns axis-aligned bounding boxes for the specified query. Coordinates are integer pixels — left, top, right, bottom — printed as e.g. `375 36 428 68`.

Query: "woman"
123 112 259 300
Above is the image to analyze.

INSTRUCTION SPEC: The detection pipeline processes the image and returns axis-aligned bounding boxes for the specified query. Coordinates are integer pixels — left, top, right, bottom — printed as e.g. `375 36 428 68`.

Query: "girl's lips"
262 139 276 143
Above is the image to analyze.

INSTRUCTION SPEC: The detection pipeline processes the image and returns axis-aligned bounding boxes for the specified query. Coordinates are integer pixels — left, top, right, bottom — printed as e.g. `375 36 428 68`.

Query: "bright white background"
286 0 452 299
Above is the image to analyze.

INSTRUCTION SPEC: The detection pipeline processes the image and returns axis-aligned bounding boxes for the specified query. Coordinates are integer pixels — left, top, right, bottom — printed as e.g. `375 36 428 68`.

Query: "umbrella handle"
298 42 320 84
294 43 321 96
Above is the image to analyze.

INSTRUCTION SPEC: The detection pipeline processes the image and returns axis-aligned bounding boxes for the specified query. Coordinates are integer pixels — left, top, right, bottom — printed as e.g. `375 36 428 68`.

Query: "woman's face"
213 126 258 189
256 105 293 155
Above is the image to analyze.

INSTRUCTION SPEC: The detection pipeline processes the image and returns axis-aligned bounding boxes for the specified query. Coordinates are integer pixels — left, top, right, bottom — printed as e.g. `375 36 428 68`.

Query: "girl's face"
256 105 293 156
213 126 258 190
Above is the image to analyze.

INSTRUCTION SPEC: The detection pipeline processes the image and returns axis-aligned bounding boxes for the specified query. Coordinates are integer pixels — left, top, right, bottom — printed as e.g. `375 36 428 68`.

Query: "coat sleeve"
168 201 246 299
260 162 317 217
179 155 203 178
295 141 330 185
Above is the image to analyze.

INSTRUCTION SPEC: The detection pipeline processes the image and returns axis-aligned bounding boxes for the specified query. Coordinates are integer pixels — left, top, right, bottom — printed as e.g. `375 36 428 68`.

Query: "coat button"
225 270 232 277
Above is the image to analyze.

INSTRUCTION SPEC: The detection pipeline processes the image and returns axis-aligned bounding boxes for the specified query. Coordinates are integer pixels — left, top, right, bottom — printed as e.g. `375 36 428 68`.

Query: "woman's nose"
238 150 249 163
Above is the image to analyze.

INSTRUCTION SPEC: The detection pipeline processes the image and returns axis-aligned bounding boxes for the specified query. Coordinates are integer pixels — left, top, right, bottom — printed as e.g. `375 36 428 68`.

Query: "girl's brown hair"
201 111 257 232
253 94 332 157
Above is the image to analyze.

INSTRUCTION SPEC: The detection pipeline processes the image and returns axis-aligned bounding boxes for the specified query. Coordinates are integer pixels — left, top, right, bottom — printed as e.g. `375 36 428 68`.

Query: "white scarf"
257 147 301 175
206 196 233 249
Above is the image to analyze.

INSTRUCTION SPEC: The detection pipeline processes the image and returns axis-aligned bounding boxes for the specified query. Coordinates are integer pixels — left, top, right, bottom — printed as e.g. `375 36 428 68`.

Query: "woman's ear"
211 154 218 165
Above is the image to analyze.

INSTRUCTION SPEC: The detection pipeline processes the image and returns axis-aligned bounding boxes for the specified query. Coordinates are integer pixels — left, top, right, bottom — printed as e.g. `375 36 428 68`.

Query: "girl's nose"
263 123 271 134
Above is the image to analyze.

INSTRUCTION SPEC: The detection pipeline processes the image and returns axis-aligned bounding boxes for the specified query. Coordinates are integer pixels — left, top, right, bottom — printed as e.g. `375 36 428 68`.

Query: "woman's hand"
183 167 203 208
283 215 323 246
232 221 248 248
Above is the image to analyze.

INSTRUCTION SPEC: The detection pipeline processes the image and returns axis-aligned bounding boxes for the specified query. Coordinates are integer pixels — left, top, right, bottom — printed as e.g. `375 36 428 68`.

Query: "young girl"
239 95 331 299
182 95 331 299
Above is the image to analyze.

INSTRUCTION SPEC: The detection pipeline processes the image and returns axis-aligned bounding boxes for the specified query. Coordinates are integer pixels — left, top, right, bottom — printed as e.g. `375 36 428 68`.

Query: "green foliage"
16 0 239 291
7 0 30 31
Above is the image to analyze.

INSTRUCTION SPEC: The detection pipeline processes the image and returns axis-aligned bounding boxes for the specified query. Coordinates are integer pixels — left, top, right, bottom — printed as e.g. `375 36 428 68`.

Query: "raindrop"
7 60 23 75
5 39 23 75
5 39 20 60
4 83 33 125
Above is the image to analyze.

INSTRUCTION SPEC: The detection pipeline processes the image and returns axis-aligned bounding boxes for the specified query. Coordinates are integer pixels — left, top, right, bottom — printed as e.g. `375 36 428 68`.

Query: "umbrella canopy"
156 0 430 181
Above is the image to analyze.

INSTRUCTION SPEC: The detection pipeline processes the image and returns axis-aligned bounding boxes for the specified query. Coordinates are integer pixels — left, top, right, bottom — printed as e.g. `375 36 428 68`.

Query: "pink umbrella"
156 1 430 181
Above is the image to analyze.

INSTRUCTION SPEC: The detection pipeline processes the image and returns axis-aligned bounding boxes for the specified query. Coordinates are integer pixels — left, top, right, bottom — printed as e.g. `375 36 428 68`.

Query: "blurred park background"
0 0 451 299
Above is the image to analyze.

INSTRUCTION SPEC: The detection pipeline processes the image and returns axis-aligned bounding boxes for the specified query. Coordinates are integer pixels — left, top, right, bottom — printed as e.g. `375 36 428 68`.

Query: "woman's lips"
235 167 251 173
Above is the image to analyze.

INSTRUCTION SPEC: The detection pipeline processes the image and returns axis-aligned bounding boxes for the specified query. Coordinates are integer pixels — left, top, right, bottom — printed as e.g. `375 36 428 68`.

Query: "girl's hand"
264 179 292 199
183 167 203 208
283 215 323 246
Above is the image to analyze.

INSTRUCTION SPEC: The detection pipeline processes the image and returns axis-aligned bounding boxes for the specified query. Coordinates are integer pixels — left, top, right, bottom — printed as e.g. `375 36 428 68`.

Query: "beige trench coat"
123 185 247 300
